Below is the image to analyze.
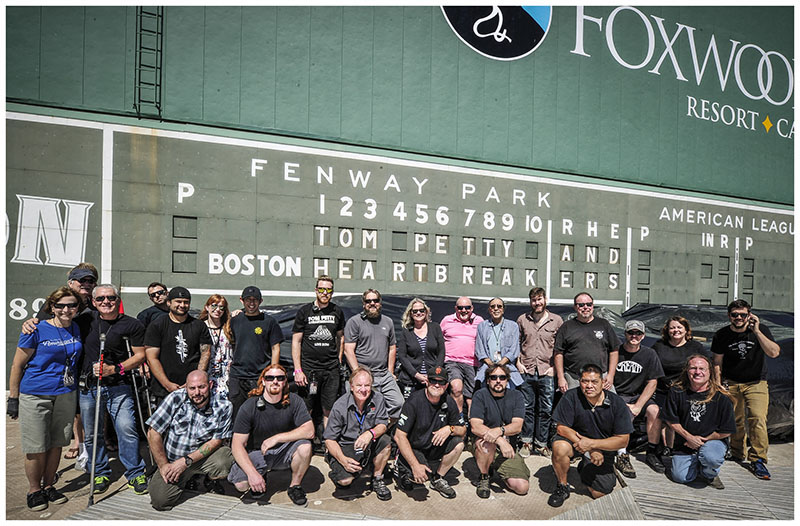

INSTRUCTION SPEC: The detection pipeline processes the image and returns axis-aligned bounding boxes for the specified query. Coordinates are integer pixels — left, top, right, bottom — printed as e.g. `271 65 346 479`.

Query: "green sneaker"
127 474 149 495
93 476 110 494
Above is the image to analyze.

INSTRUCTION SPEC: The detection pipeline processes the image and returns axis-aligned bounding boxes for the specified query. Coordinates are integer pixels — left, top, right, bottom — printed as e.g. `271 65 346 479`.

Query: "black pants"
227 376 259 422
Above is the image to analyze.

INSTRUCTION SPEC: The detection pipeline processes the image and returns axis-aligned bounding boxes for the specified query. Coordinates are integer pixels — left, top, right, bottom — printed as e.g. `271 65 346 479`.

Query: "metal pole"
88 333 106 506
123 336 154 464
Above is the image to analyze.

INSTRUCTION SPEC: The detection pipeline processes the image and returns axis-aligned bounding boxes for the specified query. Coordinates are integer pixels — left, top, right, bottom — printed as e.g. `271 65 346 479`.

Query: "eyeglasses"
94 295 118 303
149 290 167 298
77 277 96 284
576 302 593 308
411 308 427 314
209 304 226 311
456 305 473 311
54 303 79 310
489 304 504 309
429 380 447 386
264 375 286 382
626 331 644 336
364 299 380 305
488 374 508 381
317 287 333 294
730 312 749 319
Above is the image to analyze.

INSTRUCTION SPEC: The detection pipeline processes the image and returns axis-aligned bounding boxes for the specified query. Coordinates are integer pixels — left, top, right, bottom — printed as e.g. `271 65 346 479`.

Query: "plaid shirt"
146 388 233 462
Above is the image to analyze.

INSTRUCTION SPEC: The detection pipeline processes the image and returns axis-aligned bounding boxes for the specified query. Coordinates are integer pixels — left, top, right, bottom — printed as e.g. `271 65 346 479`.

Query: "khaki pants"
149 446 233 511
727 380 769 463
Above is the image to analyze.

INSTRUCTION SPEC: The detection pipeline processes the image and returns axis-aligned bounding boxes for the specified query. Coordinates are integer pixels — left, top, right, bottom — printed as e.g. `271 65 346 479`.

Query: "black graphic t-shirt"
612 345 663 397
653 339 708 393
661 387 736 455
554 317 620 375
144 314 211 397
229 312 283 379
292 302 345 370
711 325 775 383
396 390 464 450
79 312 145 382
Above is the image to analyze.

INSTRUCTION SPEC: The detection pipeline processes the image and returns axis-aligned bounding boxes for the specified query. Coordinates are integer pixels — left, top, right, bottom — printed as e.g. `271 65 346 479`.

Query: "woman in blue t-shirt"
8 286 83 511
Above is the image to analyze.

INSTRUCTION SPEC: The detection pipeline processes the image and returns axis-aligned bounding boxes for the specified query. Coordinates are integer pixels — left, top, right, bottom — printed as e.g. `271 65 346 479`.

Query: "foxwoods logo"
441 6 552 61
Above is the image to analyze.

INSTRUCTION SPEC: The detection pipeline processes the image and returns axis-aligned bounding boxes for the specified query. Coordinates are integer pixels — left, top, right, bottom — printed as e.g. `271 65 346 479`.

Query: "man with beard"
394 366 466 499
228 286 283 420
554 292 620 393
516 287 563 458
228 364 314 507
323 367 392 500
547 364 633 508
292 276 346 449
144 287 211 408
470 364 529 499
343 290 403 420
136 282 169 329
440 296 484 416
146 370 234 511
662 354 736 489
711 299 779 480
78 284 149 495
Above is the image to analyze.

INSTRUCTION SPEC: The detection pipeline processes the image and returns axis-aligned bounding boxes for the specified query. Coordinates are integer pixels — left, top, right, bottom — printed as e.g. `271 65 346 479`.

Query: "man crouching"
227 364 314 506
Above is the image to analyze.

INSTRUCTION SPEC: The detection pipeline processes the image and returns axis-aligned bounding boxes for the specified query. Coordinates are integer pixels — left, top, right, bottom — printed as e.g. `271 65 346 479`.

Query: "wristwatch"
500 425 506 437
183 455 193 467
449 425 455 435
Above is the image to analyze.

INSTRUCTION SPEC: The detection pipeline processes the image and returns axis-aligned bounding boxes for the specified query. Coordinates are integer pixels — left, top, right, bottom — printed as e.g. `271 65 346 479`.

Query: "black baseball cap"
241 286 262 300
68 268 96 281
428 367 448 383
167 286 191 301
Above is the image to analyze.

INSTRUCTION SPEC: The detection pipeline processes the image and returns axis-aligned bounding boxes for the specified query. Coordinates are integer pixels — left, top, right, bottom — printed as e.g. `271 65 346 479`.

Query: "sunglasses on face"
429 380 447 386
576 302 593 308
209 304 226 311
364 299 380 305
317 287 333 294
77 277 97 284
264 375 286 382
54 302 79 310
411 308 427 314
149 290 167 298
456 305 472 311
626 331 644 336
95 295 118 303
489 304 504 309
730 312 749 319
488 374 508 381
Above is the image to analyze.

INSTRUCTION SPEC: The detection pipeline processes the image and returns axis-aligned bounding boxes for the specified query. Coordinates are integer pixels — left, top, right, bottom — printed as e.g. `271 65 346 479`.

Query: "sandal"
64 447 79 459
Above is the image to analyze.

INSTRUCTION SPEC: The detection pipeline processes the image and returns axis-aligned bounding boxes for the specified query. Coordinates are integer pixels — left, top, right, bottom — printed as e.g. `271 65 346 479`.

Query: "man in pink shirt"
440 297 484 416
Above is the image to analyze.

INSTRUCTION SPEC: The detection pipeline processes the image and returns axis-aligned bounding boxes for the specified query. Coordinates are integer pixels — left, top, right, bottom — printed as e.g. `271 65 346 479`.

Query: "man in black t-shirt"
394 367 466 499
291 276 345 444
227 364 314 507
548 364 633 507
469 364 529 499
554 292 620 393
611 320 665 478
78 284 149 495
711 299 779 480
228 286 283 420
144 287 211 408
136 282 169 329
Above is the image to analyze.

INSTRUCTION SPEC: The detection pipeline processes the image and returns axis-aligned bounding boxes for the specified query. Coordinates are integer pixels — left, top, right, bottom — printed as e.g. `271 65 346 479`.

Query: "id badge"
63 366 75 387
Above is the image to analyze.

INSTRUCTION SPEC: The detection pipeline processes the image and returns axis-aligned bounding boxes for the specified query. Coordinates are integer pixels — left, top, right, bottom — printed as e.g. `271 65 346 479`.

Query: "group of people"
8 263 780 513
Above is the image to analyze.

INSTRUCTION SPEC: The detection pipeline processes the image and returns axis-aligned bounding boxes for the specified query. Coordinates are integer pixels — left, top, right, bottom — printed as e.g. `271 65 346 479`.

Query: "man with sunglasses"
469 364 529 499
228 364 314 506
343 289 404 420
440 297 484 417
711 299 779 481
145 287 212 409
394 367 466 499
611 320 665 478
554 292 620 394
78 284 149 495
137 282 169 329
292 276 346 449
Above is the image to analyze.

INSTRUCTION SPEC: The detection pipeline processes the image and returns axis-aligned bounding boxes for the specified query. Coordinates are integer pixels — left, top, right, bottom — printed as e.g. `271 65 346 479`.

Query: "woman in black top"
652 316 707 453
396 298 446 399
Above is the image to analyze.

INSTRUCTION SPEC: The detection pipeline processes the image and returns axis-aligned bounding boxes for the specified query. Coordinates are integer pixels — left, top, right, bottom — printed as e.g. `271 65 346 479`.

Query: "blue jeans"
80 383 146 481
671 439 727 483
518 372 554 447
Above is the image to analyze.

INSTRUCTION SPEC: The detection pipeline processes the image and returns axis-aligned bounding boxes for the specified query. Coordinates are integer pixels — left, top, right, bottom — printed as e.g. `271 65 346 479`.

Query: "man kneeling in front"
548 364 633 507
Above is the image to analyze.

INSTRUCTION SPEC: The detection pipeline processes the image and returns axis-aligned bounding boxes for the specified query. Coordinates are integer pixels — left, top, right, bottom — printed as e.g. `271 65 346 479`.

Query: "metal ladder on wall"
133 6 164 118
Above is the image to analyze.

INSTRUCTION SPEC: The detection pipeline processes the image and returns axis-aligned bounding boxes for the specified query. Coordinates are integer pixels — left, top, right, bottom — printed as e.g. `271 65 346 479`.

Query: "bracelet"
501 425 506 437
294 368 303 375
118 363 125 376
369 428 376 441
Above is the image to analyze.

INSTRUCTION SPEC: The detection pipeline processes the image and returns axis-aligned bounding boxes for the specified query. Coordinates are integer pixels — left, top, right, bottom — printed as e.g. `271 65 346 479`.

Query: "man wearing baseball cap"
611 319 665 478
144 287 212 409
393 366 466 499
228 286 283 420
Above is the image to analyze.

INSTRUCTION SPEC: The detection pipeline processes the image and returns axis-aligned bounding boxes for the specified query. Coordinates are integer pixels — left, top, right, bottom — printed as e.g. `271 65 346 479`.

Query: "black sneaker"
92 476 110 494
615 453 637 478
645 451 666 473
429 476 456 499
27 490 48 511
204 477 225 495
372 477 392 501
548 483 570 507
287 485 307 506
127 474 149 495
476 475 490 499
660 446 672 459
43 486 68 504
751 459 771 480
